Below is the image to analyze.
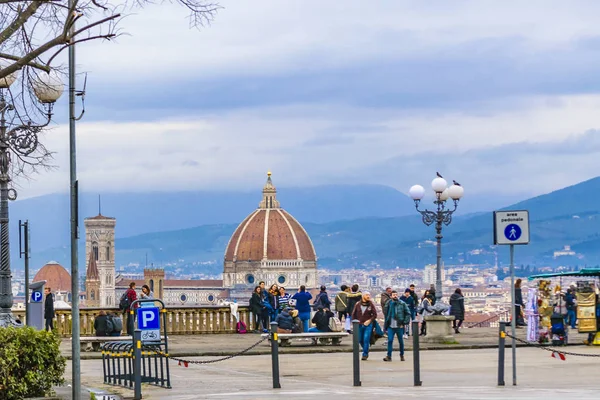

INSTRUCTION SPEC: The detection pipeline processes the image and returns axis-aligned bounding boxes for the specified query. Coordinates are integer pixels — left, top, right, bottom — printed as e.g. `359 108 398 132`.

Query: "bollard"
352 319 361 387
270 322 281 389
498 321 506 386
133 329 142 400
412 321 422 386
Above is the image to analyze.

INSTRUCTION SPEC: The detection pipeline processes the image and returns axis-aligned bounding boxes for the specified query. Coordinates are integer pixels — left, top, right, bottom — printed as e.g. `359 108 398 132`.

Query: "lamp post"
0 67 63 327
409 175 464 303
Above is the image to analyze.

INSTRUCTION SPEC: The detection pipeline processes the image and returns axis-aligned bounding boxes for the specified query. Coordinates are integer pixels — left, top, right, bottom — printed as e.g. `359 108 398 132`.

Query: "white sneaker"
403 334 408 339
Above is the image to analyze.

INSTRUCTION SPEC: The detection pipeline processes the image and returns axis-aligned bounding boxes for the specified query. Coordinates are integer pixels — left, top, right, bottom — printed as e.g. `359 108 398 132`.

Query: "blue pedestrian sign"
137 307 161 342
504 224 522 241
493 210 530 245
31 290 43 303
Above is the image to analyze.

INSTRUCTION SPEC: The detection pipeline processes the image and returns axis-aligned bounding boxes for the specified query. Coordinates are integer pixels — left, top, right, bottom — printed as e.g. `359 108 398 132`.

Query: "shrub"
0 326 66 400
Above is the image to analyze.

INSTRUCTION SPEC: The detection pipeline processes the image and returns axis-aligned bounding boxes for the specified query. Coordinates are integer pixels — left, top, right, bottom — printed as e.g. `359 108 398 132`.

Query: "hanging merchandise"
525 287 539 342
576 281 597 333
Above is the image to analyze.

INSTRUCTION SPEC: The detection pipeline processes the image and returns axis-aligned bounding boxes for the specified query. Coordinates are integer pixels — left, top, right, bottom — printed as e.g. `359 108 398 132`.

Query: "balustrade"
10 306 253 337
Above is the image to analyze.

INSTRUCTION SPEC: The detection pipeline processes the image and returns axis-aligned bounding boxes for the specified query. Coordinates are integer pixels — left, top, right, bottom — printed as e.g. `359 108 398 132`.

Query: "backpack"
119 291 131 311
112 316 123 333
329 316 343 332
312 293 325 310
236 321 247 334
105 315 114 334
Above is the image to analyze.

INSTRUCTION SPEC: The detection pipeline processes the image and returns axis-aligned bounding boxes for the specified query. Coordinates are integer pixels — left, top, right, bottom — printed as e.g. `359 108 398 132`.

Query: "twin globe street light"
0 65 64 327
409 175 464 303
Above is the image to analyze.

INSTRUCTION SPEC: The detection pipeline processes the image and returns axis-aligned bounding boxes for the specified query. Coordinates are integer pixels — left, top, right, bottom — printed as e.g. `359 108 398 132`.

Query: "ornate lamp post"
409 174 464 303
0 67 63 327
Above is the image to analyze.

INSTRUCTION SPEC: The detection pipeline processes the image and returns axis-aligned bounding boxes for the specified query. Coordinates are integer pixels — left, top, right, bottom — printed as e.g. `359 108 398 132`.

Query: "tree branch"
0 53 51 73
46 34 116 66
0 1 43 46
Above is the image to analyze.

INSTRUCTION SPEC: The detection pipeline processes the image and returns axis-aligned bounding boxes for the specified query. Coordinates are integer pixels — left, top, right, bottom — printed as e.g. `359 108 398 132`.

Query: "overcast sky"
14 0 600 201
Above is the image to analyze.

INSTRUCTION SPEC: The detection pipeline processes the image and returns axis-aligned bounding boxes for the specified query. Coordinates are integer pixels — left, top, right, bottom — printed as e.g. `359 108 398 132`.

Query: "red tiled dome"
224 173 317 262
33 261 72 293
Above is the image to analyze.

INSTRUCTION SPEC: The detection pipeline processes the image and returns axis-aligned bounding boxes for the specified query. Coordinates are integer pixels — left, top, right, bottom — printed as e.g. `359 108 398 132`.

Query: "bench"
261 332 349 347
77 335 167 352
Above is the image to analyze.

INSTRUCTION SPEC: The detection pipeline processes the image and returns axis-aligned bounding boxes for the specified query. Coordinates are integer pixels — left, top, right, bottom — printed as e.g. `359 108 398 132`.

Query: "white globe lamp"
431 177 447 193
0 61 18 89
408 185 425 200
448 184 464 200
32 71 64 103
439 188 450 201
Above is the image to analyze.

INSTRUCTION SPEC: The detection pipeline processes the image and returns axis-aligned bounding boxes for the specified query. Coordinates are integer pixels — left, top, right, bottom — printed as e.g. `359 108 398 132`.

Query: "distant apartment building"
422 264 446 286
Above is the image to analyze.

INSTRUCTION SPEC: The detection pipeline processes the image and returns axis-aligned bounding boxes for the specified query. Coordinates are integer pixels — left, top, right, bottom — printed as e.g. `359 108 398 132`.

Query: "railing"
11 306 254 337
465 311 511 328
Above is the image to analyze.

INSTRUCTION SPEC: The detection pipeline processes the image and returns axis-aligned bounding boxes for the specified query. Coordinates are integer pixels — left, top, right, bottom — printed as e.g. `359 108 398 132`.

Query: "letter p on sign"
142 310 155 327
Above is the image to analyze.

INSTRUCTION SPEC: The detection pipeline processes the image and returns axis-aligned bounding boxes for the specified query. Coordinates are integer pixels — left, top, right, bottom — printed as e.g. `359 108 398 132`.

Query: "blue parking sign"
137 307 160 330
31 290 43 303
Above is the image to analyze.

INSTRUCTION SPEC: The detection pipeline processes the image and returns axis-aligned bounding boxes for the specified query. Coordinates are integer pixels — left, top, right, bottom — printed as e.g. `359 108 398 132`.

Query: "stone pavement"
60 327 591 359
64 346 600 400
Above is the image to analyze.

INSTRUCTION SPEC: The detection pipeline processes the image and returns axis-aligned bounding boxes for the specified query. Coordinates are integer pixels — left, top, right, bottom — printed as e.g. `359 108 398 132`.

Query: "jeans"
387 327 405 356
45 317 53 331
299 311 311 332
566 309 577 328
358 324 373 357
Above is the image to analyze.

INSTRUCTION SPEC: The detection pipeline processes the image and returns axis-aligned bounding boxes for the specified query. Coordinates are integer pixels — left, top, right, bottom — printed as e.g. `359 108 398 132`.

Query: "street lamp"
0 66 63 327
409 174 464 303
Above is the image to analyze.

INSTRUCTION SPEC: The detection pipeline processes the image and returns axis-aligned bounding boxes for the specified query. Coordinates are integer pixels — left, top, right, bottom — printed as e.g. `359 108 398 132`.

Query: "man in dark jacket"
401 288 415 336
351 291 378 360
380 287 392 310
44 287 54 331
313 285 331 310
345 284 362 333
125 282 138 335
275 307 294 332
309 306 334 332
383 291 411 361
565 289 577 329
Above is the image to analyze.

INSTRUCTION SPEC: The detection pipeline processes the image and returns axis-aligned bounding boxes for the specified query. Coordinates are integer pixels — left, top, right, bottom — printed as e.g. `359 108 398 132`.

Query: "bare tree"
0 0 220 178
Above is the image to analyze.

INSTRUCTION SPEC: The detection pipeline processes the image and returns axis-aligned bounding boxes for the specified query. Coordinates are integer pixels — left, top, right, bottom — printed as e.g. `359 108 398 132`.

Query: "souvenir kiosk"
528 268 600 345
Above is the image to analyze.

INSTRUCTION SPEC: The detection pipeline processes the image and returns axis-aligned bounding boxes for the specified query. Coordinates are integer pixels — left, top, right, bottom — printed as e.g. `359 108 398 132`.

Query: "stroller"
550 313 568 346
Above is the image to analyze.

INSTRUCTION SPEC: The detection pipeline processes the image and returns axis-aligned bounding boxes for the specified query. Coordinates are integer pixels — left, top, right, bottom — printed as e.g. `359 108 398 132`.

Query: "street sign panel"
137 307 160 342
31 290 43 303
493 210 530 245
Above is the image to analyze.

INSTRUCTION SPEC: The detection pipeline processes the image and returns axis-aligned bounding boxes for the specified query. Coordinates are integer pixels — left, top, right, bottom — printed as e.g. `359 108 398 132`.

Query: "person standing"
515 279 526 327
278 287 291 311
419 291 433 336
380 287 392 310
565 288 577 329
291 285 313 332
383 290 411 362
345 284 362 333
334 285 349 321
401 288 415 336
124 282 138 335
249 286 266 332
313 285 331 310
351 291 378 361
449 288 465 334
44 287 54 331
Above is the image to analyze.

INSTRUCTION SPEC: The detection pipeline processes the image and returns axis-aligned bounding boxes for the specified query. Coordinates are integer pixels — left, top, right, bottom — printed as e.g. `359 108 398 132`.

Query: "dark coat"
351 300 377 325
249 292 264 315
449 293 465 321
44 293 54 320
312 309 334 332
383 299 411 330
94 315 110 336
380 292 392 310
291 291 313 313
275 310 294 330
345 292 362 315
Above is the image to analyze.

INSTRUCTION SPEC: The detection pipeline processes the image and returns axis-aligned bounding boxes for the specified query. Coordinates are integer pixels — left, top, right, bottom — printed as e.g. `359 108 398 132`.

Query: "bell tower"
84 213 116 308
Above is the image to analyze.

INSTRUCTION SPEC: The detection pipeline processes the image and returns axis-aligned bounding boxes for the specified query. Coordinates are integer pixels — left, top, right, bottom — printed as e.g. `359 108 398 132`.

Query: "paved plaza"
65 346 600 399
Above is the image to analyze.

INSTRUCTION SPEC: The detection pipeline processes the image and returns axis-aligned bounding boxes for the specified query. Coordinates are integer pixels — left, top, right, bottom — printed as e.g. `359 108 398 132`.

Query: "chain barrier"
505 333 600 358
142 335 270 366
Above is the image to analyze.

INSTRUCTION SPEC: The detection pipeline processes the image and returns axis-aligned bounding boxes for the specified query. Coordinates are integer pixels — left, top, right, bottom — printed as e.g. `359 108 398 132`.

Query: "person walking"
449 288 465 334
291 285 313 332
44 287 54 331
380 287 392 310
383 290 411 362
351 291 378 360
334 285 349 321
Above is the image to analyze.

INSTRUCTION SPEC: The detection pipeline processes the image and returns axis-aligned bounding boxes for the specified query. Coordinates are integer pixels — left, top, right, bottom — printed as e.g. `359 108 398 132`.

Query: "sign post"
493 210 530 387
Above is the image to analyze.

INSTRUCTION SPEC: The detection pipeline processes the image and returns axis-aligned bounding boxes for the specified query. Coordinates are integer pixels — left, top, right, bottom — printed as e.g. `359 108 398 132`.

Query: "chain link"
142 335 270 365
505 333 600 357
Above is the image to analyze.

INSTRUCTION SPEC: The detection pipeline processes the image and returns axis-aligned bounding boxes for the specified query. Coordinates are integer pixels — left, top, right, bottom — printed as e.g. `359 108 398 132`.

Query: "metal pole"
412 320 422 386
498 321 506 386
352 319 361 386
270 321 281 389
509 244 517 386
133 329 142 400
67 0 80 397
435 219 443 303
20 221 30 325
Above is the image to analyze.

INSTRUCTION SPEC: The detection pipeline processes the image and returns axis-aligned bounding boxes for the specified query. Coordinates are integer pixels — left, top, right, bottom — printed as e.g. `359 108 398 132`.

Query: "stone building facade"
84 214 116 308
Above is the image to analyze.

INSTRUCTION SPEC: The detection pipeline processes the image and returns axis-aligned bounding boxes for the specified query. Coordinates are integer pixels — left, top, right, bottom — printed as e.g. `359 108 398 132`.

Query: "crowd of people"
249 281 467 361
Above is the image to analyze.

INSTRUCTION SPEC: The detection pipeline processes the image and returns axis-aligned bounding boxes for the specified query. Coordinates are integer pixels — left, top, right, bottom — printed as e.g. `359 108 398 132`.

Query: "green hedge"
0 326 66 400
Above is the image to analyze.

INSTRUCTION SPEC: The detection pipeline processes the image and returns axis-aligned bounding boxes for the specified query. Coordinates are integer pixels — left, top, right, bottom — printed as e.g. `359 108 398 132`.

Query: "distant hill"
22 176 600 274
11 184 415 254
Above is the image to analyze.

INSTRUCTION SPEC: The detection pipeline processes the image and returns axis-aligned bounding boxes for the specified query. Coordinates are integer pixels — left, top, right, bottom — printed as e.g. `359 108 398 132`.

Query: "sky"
12 0 600 204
